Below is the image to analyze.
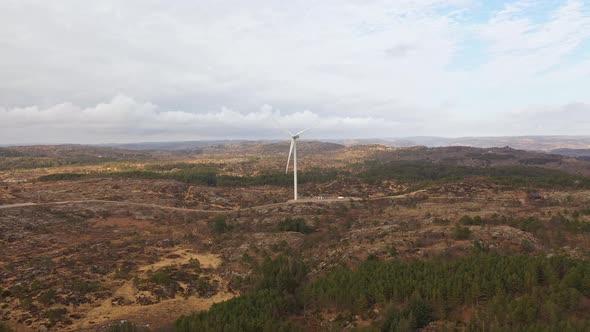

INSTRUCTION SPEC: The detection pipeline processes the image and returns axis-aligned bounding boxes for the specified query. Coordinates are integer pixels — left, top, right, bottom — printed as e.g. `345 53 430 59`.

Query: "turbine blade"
286 139 294 173
295 128 311 136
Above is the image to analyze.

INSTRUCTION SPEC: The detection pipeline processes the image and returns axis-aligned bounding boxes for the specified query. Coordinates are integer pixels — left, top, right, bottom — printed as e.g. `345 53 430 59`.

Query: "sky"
0 0 589 144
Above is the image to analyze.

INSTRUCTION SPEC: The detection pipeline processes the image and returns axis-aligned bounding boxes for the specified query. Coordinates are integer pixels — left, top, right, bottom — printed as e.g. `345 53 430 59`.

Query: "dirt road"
0 200 229 213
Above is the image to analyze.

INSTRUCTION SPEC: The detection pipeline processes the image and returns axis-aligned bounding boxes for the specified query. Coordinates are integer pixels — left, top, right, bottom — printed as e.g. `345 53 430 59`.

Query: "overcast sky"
1 0 589 144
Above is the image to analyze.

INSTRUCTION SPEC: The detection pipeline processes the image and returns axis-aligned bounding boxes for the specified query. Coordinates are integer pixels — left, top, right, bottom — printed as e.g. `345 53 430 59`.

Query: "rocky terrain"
1 143 590 331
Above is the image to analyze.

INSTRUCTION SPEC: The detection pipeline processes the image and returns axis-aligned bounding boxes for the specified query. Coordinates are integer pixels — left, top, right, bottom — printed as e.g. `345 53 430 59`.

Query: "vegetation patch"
208 215 230 234
176 255 306 332
37 167 339 187
359 160 590 189
276 218 314 234
177 254 590 331
46 308 68 326
452 224 472 240
304 254 590 331
134 265 217 301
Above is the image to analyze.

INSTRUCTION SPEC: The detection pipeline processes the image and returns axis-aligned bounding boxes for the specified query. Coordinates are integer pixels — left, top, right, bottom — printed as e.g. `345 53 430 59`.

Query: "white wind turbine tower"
285 128 311 201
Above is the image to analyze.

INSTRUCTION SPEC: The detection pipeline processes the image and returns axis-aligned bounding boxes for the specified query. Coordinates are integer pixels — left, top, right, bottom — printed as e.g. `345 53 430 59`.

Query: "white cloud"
0 1 589 143
1 95 588 144
509 102 590 134
476 0 590 79
0 95 404 144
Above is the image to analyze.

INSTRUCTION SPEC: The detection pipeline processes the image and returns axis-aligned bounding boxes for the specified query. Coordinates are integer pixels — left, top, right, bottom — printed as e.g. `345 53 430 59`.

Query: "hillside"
0 145 167 174
335 136 590 152
1 143 590 331
0 145 152 158
551 148 590 158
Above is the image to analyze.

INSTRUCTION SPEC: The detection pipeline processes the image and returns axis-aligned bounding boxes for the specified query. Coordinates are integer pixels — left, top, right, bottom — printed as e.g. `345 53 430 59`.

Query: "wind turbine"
285 128 311 201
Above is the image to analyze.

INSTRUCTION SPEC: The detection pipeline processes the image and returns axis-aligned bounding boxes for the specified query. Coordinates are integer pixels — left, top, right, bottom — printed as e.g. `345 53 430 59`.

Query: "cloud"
476 0 590 79
0 1 589 143
1 95 588 144
0 95 405 144
384 44 419 58
508 102 590 134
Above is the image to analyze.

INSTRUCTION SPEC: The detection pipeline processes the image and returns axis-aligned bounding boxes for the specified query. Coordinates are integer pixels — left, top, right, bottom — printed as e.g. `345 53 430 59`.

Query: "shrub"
453 224 472 240
388 245 398 257
194 278 215 297
148 270 173 285
209 215 229 234
114 263 134 280
38 173 88 181
20 297 33 310
432 218 450 225
38 289 56 306
188 258 201 272
277 218 314 234
46 308 68 326
10 284 27 299
71 280 100 293
460 215 483 225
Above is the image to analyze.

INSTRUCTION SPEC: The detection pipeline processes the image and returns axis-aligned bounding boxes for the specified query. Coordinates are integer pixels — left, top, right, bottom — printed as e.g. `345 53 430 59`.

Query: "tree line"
359 160 590 189
175 253 590 331
303 254 590 331
37 168 339 187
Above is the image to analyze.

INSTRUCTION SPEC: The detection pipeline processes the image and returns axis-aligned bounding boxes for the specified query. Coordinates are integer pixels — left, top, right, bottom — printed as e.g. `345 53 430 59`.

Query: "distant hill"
550 148 590 158
104 140 256 151
45 136 584 153
3 142 590 179
4 136 589 152
1 145 151 159
0 145 155 170
379 136 590 152
206 141 346 155
330 136 590 152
